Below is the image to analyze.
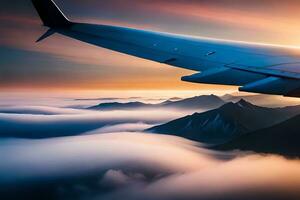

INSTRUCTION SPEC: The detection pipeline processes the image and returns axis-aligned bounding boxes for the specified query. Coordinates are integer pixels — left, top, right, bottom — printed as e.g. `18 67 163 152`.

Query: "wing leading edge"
32 0 300 97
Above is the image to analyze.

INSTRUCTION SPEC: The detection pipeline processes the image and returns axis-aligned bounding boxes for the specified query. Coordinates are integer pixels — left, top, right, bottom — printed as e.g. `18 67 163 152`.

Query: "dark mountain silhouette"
88 95 225 111
147 99 300 144
88 101 151 110
163 94 225 110
221 93 300 107
215 115 300 157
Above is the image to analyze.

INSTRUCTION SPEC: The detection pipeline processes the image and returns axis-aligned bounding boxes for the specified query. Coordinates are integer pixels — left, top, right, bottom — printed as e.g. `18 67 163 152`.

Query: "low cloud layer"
1 133 300 200
0 105 189 138
1 98 300 200
0 106 86 115
87 123 153 134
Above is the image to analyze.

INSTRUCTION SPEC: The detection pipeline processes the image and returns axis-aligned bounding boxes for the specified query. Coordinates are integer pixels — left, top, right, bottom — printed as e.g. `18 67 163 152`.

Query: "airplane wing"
32 0 300 97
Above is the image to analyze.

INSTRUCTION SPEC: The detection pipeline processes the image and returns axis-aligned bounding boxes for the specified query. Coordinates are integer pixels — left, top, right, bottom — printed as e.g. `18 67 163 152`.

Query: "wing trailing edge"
182 67 300 97
240 77 300 97
181 67 266 85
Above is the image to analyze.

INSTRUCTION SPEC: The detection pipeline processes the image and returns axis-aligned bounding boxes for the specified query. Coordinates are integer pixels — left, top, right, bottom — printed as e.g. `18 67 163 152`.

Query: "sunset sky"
2 0 300 91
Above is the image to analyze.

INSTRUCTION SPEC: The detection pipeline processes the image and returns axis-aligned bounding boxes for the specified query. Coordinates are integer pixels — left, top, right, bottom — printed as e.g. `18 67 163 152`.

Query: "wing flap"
226 63 300 79
181 67 266 85
239 76 300 97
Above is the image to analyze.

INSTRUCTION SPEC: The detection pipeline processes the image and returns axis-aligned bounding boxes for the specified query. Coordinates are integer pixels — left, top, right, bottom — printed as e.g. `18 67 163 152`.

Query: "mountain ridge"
88 94 225 111
146 99 300 144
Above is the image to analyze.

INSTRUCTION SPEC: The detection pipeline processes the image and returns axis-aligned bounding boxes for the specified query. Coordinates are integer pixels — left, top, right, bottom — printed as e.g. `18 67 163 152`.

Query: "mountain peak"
159 100 174 105
217 99 257 113
236 99 255 108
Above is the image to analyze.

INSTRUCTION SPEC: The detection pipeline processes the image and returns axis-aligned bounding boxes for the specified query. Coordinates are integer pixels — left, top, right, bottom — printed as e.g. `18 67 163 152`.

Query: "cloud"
1 132 300 200
0 133 209 186
86 123 153 134
99 169 146 189
141 155 300 200
0 106 187 138
0 106 87 115
1 96 300 200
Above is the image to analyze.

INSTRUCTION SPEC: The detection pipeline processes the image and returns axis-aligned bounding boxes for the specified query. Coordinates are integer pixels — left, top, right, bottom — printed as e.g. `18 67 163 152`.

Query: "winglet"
36 28 56 42
31 0 72 28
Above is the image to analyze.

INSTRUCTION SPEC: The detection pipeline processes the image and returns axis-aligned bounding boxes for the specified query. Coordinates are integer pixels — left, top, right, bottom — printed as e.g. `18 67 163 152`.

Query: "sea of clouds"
1 96 300 200
1 133 300 200
0 104 193 138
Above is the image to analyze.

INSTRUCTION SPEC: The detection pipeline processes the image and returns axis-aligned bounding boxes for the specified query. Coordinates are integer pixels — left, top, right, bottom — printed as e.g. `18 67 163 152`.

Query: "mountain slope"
147 99 299 144
88 95 225 111
215 115 300 157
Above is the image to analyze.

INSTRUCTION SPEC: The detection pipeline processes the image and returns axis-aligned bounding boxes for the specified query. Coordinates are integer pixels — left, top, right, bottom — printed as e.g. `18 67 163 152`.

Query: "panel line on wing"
226 63 300 79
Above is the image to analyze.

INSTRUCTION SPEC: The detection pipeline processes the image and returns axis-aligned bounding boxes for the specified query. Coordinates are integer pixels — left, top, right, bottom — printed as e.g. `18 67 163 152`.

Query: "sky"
2 0 300 91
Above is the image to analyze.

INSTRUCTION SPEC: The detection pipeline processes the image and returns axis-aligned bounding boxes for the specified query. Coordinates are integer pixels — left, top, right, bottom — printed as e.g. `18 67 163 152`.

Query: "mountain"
215 115 300 157
221 93 300 107
163 94 225 110
88 101 151 110
88 94 225 111
146 99 300 144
